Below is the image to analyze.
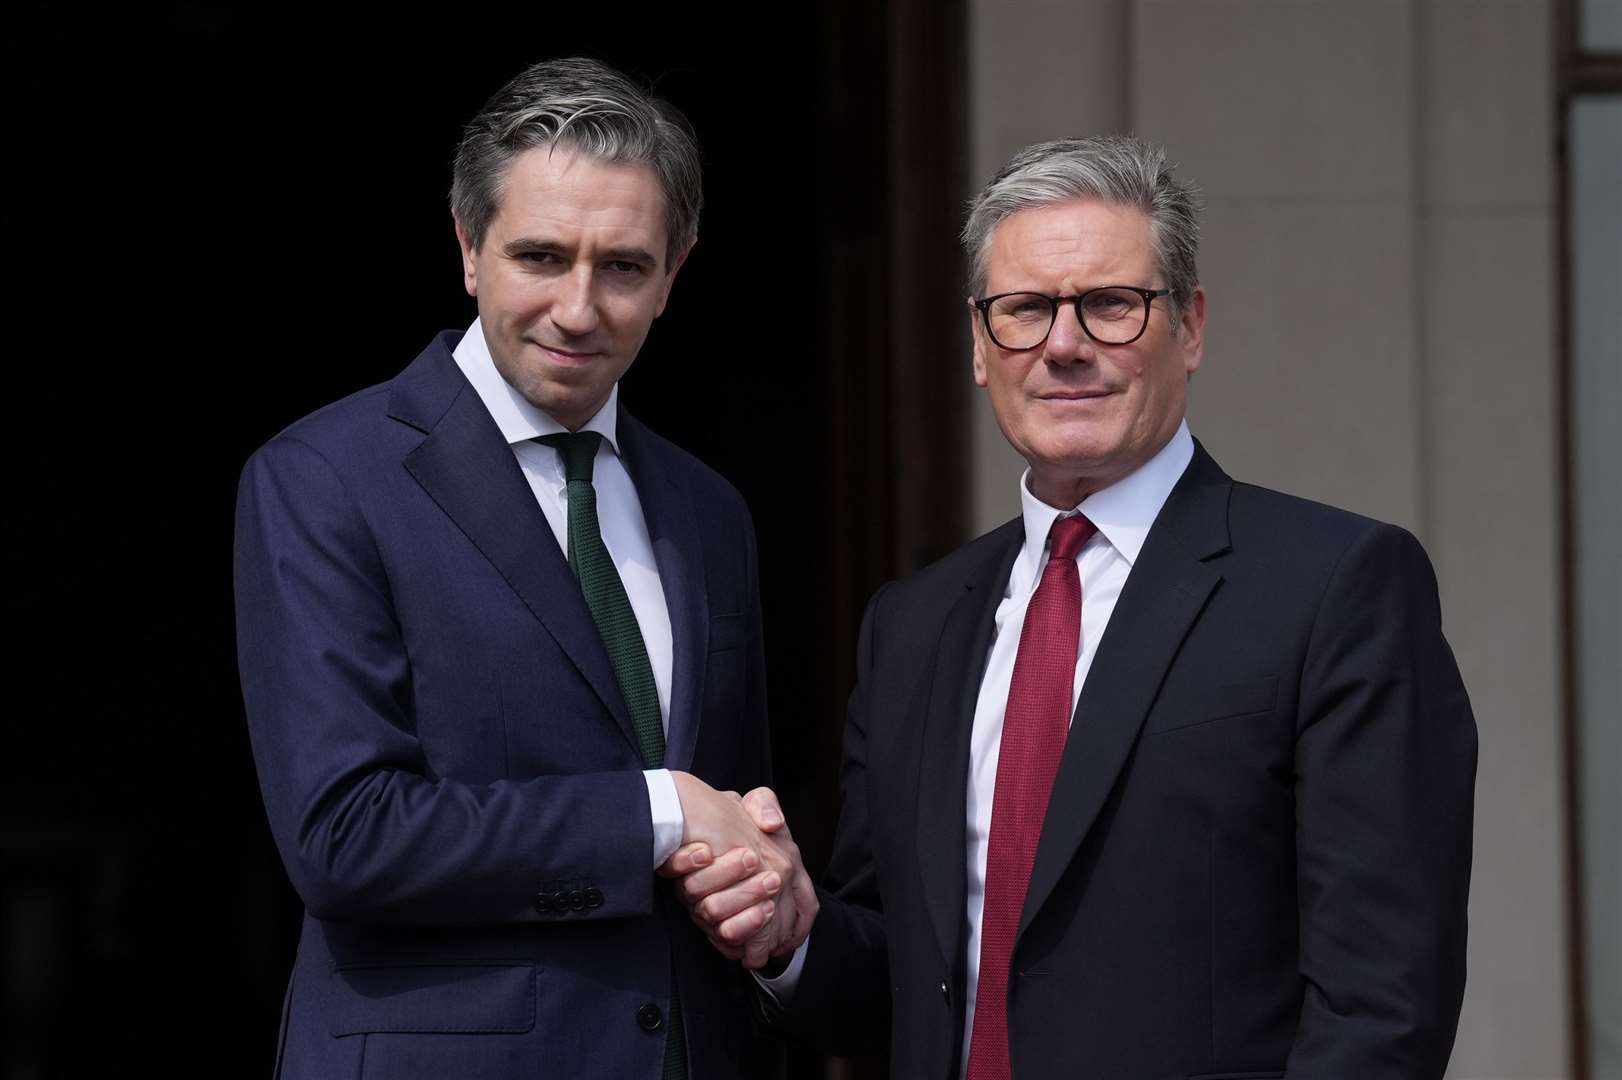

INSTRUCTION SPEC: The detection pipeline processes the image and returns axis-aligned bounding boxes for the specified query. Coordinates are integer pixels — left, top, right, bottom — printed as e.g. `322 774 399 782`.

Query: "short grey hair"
962 135 1201 313
451 57 703 267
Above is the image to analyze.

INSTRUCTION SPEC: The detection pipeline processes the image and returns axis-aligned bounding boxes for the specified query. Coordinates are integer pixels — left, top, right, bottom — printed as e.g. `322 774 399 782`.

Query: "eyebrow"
502 239 660 268
601 246 659 267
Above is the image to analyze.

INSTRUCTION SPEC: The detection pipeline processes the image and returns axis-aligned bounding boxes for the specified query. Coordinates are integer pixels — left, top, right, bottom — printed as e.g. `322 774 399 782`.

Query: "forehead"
491 145 668 250
983 197 1154 292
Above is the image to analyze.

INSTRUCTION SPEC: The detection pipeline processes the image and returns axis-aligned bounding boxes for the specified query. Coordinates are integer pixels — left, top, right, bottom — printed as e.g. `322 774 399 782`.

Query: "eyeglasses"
971 286 1172 350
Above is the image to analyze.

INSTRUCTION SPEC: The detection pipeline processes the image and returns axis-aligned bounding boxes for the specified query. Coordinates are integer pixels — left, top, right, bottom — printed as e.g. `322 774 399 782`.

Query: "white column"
1416 4 1568 1076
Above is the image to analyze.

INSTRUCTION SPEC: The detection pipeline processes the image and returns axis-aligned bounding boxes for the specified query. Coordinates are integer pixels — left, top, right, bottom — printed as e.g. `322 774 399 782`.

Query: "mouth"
1037 389 1116 402
531 341 602 366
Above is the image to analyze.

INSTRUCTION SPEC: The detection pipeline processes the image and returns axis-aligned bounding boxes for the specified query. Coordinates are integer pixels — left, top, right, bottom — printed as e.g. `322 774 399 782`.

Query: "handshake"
664 773 819 972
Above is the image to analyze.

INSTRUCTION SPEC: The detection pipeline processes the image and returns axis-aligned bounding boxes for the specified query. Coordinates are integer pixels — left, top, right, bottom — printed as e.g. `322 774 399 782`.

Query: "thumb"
741 787 785 833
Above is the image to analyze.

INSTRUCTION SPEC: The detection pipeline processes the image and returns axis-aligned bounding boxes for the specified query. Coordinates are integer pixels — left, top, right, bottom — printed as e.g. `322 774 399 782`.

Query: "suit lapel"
388 336 641 755
617 410 708 772
916 520 1024 971
1019 446 1233 939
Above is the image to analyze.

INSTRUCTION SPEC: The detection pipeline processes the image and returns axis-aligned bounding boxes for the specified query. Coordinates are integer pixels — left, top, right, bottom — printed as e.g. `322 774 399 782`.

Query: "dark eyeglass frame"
971 286 1172 349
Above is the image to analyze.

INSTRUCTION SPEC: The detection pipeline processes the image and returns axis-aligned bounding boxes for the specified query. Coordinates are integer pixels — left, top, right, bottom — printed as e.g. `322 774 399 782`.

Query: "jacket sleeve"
1287 523 1477 1077
234 434 656 926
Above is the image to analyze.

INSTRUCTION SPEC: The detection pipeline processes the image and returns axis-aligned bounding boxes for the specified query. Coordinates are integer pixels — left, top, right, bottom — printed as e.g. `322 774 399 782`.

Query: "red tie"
966 514 1096 1080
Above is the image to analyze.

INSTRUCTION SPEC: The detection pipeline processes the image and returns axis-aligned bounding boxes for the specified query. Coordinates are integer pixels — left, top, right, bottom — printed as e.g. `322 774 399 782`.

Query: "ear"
969 301 990 388
654 243 693 318
1178 286 1207 376
454 217 479 297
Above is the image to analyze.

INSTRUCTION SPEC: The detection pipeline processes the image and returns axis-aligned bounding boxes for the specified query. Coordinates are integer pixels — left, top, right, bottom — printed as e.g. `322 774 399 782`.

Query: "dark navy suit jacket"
774 444 1477 1079
235 331 780 1078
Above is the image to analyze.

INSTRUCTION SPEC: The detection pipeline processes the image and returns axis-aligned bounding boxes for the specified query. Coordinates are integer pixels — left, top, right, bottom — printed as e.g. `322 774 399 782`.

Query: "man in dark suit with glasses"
675 135 1477 1080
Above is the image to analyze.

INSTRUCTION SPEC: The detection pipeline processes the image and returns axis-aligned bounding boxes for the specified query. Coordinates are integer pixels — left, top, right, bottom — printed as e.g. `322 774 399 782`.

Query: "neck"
1029 468 1115 510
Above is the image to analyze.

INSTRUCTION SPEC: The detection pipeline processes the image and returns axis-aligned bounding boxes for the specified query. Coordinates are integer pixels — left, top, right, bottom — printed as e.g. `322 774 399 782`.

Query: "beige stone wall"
966 3 1570 1077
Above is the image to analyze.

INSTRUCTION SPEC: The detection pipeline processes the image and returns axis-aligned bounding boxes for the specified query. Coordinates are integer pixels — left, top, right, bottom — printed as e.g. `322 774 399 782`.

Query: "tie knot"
1047 514 1096 562
535 431 604 483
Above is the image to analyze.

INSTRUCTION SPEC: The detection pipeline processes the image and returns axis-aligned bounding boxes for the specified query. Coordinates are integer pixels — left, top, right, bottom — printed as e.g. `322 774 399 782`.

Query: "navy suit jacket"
775 444 1477 1079
235 331 780 1078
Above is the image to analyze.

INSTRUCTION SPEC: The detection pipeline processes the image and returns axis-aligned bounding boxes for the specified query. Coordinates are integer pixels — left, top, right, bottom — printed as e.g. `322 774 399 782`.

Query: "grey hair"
961 135 1201 314
451 56 702 267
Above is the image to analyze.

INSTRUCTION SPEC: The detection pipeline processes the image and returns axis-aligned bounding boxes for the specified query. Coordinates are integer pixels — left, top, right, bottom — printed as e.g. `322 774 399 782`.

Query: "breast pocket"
1144 675 1278 736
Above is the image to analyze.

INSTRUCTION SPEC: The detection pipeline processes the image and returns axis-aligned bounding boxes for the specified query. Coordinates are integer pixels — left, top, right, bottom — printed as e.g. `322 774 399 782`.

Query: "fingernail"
742 851 759 872
761 901 775 920
761 807 783 825
691 848 710 866
763 872 782 893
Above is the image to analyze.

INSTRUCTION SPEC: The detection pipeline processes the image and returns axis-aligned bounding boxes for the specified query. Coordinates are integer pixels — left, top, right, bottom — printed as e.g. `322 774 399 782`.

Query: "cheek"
1104 350 1146 378
604 295 653 332
992 377 1032 427
1001 357 1039 395
490 277 548 316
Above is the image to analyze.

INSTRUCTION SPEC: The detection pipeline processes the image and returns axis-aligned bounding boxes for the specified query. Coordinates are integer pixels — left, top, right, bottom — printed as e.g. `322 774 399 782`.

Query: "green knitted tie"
537 431 666 767
535 431 685 1079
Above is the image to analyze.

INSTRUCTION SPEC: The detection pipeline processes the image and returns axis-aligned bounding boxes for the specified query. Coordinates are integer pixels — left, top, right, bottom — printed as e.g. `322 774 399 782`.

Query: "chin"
1031 434 1118 471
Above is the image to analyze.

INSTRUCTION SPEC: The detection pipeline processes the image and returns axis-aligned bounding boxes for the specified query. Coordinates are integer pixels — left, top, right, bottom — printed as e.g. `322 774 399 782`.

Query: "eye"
1082 290 1136 319
518 251 563 267
991 294 1052 320
604 260 650 276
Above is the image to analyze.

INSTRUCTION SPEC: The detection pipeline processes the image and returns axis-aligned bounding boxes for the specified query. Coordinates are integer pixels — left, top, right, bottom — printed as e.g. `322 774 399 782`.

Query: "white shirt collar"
451 317 621 453
1015 420 1195 578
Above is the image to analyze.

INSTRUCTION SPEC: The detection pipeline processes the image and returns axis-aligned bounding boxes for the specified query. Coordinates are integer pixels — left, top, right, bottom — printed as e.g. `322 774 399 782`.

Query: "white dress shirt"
452 319 685 868
759 422 1195 1060
956 420 1192 1073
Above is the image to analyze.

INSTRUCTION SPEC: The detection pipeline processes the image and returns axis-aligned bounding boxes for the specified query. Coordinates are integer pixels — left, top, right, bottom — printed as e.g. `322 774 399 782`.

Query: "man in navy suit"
677 136 1477 1078
234 57 810 1079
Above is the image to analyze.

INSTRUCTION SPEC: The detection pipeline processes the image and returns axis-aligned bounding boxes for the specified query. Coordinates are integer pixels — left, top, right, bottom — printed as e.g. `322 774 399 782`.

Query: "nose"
1041 298 1094 368
549 266 600 338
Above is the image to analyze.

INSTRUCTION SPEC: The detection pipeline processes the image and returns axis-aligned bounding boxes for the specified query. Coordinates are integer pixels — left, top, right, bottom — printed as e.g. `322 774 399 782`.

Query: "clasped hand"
663 773 817 971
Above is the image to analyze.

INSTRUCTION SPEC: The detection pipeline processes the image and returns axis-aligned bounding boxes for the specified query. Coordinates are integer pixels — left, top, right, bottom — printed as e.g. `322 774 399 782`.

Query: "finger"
729 907 776 969
718 899 774 942
677 847 761 904
741 787 785 833
696 871 783 929
660 842 713 878
742 923 777 971
786 874 818 949
757 838 816 952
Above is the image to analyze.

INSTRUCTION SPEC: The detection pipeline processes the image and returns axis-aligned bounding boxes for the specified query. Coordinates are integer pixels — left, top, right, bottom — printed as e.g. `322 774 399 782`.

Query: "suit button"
568 889 587 911
584 887 605 909
636 1003 664 1031
939 980 951 1004
532 892 554 914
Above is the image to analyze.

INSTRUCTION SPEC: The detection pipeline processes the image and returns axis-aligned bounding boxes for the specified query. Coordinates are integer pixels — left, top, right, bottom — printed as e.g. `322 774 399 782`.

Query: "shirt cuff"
751 932 810 1006
644 769 685 869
